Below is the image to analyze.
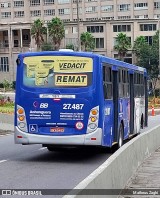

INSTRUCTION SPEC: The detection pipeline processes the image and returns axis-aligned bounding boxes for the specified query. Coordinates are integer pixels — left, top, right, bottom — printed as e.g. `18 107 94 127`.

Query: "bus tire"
141 114 144 129
118 123 124 148
47 146 63 152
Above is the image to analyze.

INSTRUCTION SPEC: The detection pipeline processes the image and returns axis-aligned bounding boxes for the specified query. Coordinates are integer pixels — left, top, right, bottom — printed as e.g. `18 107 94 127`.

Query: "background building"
0 0 159 81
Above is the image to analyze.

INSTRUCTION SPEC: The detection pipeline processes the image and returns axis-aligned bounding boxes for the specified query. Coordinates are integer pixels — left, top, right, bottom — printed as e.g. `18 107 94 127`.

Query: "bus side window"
134 72 144 97
140 74 145 96
125 70 129 97
103 66 113 99
134 73 137 97
119 69 129 98
119 69 123 98
103 67 107 99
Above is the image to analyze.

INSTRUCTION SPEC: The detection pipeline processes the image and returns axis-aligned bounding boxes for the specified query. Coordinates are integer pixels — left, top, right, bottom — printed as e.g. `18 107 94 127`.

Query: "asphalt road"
0 115 160 197
0 136 111 198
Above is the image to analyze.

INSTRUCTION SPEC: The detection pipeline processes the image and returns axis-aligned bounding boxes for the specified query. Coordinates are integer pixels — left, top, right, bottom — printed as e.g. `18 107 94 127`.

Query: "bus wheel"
118 123 124 148
47 146 63 152
141 115 144 129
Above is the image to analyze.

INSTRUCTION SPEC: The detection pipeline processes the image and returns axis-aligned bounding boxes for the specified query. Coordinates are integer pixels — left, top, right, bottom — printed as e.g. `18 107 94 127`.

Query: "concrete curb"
63 125 160 198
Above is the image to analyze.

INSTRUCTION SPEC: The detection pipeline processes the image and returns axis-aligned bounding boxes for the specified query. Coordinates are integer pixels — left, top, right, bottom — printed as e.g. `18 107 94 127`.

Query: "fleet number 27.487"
63 104 84 110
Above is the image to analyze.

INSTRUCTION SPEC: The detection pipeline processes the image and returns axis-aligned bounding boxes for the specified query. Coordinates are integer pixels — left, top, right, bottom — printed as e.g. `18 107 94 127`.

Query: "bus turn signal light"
17 108 24 114
90 117 97 122
91 109 98 115
18 115 25 121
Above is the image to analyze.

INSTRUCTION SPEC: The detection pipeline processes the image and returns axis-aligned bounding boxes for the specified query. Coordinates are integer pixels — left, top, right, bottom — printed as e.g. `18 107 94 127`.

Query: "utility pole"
76 0 81 51
159 19 160 77
158 19 160 95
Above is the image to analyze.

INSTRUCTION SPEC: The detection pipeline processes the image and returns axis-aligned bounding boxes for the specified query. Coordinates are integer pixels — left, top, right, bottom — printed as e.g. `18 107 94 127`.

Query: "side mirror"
16 58 20 65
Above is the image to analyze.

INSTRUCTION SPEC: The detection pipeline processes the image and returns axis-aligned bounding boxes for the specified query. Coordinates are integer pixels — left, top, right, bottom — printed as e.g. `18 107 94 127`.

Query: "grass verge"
0 105 14 114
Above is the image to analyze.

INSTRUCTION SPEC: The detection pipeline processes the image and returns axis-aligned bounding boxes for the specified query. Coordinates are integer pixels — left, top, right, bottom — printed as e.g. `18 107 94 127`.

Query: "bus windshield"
23 56 93 88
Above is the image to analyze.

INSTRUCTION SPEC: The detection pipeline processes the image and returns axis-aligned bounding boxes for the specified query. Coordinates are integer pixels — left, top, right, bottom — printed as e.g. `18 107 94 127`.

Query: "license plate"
50 127 64 132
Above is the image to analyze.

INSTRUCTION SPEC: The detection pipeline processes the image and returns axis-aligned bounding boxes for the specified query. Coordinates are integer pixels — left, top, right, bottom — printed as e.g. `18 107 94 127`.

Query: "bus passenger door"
112 68 119 144
102 65 114 147
129 72 134 134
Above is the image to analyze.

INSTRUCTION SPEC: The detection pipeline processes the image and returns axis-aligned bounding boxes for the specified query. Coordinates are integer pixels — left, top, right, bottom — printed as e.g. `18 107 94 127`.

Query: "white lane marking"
0 160 7 164
38 147 47 151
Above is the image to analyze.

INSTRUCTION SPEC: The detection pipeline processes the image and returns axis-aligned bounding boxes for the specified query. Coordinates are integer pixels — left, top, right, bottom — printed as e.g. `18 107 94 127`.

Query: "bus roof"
19 51 146 73
100 55 146 73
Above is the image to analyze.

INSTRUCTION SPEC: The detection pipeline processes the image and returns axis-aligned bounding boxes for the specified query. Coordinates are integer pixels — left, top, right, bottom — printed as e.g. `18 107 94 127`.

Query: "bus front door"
130 73 134 134
112 69 119 144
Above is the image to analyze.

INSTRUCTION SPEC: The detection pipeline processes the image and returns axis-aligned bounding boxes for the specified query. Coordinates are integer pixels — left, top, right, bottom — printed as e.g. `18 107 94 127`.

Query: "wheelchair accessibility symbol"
29 124 38 133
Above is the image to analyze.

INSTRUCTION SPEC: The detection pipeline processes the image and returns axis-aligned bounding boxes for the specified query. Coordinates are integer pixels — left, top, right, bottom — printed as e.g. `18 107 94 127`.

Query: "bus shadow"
18 147 112 163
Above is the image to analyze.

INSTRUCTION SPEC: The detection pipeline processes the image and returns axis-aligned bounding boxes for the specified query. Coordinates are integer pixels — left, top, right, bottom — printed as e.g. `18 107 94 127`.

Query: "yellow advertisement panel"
35 69 49 86
36 69 49 78
40 60 54 70
23 56 92 86
55 74 87 86
35 76 47 86
24 56 92 71
53 56 92 73
26 62 38 78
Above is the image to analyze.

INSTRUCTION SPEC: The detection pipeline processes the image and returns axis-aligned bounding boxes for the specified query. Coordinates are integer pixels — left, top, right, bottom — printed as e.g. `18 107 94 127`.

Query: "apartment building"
0 0 159 82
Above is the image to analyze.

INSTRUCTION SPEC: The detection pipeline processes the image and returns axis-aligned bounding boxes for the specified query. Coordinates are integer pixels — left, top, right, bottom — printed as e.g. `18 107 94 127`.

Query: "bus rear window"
23 56 93 88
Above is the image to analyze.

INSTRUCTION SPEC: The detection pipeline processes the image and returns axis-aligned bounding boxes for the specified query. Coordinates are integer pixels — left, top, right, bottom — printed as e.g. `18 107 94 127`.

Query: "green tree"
47 17 65 51
149 31 159 98
133 33 159 99
41 42 53 51
2 79 11 92
132 36 149 61
31 19 46 51
66 43 74 50
114 33 131 61
151 31 159 68
80 32 95 51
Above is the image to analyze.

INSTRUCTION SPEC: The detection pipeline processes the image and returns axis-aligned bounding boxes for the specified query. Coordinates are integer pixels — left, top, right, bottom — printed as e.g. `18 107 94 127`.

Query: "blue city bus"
14 51 148 150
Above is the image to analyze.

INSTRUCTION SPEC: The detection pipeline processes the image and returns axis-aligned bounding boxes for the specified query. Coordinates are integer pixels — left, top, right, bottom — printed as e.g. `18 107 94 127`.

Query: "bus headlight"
87 106 99 133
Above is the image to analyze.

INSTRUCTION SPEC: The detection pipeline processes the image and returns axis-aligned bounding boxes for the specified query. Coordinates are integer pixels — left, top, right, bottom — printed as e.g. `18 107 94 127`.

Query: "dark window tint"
103 64 113 99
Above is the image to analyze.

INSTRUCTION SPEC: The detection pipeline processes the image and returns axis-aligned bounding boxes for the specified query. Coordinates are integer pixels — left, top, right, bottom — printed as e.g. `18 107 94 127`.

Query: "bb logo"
40 103 48 108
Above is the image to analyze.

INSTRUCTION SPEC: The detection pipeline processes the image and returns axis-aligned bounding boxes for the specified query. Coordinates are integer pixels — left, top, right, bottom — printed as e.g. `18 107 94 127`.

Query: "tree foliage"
151 30 159 69
31 19 46 51
80 32 95 51
2 79 11 92
133 36 151 68
47 17 65 51
114 33 131 61
149 31 159 97
41 42 53 51
132 36 148 58
66 43 74 50
133 31 160 98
